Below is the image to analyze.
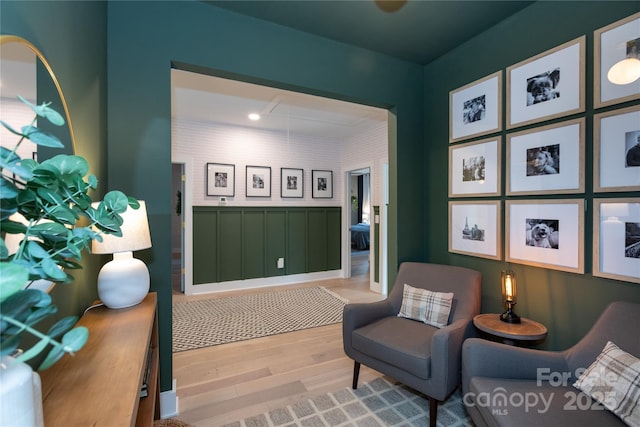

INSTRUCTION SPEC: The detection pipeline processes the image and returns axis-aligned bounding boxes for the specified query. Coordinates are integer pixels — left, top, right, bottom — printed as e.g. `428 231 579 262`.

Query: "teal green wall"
1 0 108 364
193 207 341 284
106 1 424 391
424 2 640 351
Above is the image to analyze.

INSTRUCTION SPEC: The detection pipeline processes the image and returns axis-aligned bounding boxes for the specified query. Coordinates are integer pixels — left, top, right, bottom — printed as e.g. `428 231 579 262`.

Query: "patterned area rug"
172 287 347 352
221 377 473 427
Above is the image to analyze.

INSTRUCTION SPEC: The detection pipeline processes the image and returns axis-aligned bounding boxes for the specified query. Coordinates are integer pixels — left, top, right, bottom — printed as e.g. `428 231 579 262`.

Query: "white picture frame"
449 71 502 143
594 105 640 192
506 199 584 274
507 36 585 129
312 170 333 199
594 12 640 109
449 137 501 197
593 198 640 284
449 200 502 261
246 165 271 197
506 118 585 195
206 162 235 197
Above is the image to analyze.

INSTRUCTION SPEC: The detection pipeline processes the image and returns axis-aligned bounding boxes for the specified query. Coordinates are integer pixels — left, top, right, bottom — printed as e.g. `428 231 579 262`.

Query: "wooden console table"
40 292 159 426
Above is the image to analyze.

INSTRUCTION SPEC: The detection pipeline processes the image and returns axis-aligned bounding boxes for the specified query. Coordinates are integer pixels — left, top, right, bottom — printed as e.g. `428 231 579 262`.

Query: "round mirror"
0 35 76 158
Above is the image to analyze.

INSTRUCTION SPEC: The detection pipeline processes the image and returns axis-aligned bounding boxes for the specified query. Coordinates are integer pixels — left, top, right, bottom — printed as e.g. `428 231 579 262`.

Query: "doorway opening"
348 168 371 280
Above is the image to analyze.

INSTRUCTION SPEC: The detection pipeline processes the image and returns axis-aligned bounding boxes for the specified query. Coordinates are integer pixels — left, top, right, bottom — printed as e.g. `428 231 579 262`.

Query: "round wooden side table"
473 313 548 346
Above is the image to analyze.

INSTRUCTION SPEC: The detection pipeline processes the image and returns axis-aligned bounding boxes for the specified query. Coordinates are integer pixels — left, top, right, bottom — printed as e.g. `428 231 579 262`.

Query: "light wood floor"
172 251 385 426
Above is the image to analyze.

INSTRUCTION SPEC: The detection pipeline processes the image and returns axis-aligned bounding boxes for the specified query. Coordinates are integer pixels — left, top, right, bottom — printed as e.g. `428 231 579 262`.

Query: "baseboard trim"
187 270 343 295
159 378 179 419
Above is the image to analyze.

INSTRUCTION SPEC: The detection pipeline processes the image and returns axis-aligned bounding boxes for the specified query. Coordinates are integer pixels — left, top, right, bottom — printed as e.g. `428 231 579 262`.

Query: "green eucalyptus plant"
0 96 138 370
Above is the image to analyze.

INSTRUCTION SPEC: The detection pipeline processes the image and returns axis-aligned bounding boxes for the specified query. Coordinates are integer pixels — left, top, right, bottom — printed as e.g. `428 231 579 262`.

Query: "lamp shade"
91 201 151 254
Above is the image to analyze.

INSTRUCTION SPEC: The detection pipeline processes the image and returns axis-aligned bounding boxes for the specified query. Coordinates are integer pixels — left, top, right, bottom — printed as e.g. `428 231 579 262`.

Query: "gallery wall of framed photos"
448 11 640 284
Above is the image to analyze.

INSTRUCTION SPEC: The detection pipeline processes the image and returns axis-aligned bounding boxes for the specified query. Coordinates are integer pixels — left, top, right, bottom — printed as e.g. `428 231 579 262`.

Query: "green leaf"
18 96 65 127
26 240 49 260
41 258 67 281
0 177 20 199
61 326 88 352
20 125 64 148
47 316 79 339
0 119 25 137
0 335 20 357
103 191 129 213
16 337 51 364
38 345 64 371
0 262 29 303
24 304 57 326
41 155 88 177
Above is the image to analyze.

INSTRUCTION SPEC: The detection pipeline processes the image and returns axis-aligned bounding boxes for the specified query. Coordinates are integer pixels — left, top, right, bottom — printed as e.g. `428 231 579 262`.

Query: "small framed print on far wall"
246 165 271 197
281 168 303 198
206 162 235 197
594 198 640 284
312 170 333 198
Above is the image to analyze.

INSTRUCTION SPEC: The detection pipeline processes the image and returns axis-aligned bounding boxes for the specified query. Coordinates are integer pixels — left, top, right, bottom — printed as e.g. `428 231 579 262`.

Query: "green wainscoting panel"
218 210 243 282
266 211 286 277
193 209 217 284
286 210 308 275
193 206 341 284
243 211 266 279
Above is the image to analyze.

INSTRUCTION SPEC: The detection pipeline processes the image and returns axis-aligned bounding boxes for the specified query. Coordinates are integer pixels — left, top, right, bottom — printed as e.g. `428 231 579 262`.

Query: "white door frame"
171 155 194 295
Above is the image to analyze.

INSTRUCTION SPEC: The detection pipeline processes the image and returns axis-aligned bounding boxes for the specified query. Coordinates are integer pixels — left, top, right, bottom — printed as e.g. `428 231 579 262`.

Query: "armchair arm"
428 318 472 400
462 338 569 392
342 300 394 354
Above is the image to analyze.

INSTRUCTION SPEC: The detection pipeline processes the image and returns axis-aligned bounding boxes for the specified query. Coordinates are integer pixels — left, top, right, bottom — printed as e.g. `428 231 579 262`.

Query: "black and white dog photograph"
462 155 485 182
462 217 485 241
463 95 486 124
527 144 560 176
526 218 559 249
626 222 640 259
526 68 560 106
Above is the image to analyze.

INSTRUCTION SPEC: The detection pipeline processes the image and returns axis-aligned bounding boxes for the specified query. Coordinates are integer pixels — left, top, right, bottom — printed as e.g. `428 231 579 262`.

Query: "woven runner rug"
172 287 347 352
221 377 473 427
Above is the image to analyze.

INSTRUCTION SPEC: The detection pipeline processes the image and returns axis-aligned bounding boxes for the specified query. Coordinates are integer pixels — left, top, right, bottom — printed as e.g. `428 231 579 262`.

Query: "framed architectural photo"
594 105 640 192
281 167 303 198
246 165 271 197
206 162 235 197
449 71 502 143
449 137 501 197
507 36 585 129
594 12 640 109
312 170 333 198
506 118 585 195
506 199 584 274
449 201 501 261
593 198 640 284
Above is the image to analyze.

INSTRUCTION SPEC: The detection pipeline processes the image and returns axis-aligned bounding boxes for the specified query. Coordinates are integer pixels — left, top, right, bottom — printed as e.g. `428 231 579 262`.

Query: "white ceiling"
171 69 388 139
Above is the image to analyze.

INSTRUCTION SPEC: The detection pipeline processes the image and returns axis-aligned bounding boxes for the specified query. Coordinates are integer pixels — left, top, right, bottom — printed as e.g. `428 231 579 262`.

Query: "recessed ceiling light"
248 113 260 121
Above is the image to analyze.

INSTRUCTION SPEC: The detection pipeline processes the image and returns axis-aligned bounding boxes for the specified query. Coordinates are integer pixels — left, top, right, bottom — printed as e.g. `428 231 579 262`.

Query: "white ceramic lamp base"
97 251 149 309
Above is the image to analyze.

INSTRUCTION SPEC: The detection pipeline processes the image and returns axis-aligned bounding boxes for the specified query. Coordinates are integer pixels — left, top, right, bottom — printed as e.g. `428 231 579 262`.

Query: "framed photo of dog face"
506 199 584 274
312 170 333 198
594 12 640 109
246 165 271 197
449 137 501 197
506 118 585 196
507 36 585 129
449 200 501 261
281 168 304 198
594 105 640 193
449 71 502 143
206 162 235 197
593 198 640 284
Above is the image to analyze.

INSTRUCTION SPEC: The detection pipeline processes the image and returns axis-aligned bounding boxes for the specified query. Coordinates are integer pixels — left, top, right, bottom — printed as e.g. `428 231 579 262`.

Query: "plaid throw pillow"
573 341 640 427
397 283 454 328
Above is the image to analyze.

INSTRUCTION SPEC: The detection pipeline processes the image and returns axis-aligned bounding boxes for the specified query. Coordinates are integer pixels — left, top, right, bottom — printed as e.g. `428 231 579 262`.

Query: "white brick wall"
172 117 387 208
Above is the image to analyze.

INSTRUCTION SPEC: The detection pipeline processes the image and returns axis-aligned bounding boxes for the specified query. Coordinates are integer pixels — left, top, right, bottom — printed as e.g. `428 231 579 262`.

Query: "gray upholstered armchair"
462 301 640 427
342 262 482 427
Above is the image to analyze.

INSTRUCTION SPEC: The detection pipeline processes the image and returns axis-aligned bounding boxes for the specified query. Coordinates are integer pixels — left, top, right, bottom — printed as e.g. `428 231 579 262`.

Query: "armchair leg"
429 397 438 427
352 361 360 389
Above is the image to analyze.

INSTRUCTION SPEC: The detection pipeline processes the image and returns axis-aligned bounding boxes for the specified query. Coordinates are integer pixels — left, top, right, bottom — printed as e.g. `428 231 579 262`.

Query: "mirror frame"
1 34 77 153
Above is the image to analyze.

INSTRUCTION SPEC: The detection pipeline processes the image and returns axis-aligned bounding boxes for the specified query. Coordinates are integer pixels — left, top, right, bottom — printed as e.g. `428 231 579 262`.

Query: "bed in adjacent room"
350 223 370 250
